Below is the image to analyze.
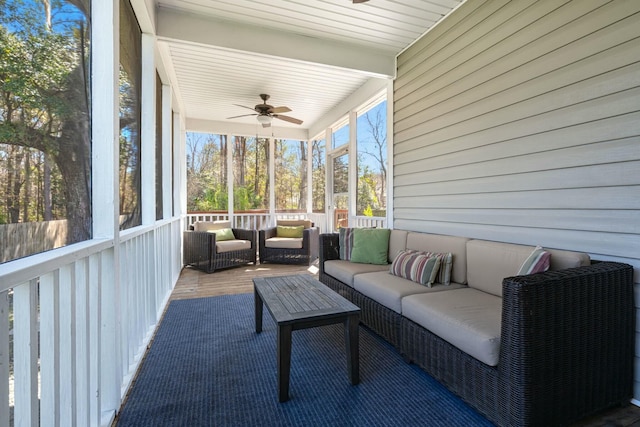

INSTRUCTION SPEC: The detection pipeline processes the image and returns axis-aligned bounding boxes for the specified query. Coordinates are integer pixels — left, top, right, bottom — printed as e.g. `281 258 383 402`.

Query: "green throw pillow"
277 225 304 238
349 228 391 265
207 227 235 241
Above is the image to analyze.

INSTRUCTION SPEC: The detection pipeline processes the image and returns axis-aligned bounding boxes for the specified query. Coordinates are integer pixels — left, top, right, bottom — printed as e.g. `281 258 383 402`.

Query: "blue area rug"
116 294 493 426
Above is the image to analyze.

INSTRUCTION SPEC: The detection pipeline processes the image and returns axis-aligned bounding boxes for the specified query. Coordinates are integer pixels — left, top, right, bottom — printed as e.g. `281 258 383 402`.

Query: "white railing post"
13 280 39 427
40 271 60 426
0 290 9 427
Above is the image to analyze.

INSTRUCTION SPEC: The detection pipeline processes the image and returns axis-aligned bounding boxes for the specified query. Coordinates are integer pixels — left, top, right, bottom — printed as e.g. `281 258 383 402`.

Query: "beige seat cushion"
216 239 251 253
323 260 389 287
265 237 303 249
402 288 502 366
277 219 313 229
354 271 465 314
193 220 231 232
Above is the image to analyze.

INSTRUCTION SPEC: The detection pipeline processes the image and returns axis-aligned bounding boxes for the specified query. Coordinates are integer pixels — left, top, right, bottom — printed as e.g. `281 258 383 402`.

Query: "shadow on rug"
115 294 493 426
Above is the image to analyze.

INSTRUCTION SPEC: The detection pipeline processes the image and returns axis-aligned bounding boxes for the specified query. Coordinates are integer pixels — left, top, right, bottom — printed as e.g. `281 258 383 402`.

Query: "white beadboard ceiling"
155 0 463 134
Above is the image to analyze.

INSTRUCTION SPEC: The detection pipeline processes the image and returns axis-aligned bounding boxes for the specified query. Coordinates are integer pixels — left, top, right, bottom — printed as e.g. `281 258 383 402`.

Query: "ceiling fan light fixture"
256 114 272 125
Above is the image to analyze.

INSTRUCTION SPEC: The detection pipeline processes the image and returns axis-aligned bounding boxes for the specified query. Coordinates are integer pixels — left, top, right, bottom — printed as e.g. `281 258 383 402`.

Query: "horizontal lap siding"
394 0 640 399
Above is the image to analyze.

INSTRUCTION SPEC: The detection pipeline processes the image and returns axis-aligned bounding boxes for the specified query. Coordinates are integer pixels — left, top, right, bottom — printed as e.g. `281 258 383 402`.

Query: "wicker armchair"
259 219 319 265
183 222 257 273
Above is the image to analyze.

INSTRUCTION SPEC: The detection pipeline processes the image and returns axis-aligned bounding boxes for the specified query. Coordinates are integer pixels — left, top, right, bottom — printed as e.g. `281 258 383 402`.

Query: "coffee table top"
253 274 360 325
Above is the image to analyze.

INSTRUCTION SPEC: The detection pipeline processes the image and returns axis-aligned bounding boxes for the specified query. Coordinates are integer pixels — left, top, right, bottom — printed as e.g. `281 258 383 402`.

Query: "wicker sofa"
319 229 635 427
183 221 257 273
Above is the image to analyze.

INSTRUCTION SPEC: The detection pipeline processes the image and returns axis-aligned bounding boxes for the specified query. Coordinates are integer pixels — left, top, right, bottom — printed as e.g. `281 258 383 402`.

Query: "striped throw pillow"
339 227 355 261
517 246 551 275
399 250 453 285
390 250 442 287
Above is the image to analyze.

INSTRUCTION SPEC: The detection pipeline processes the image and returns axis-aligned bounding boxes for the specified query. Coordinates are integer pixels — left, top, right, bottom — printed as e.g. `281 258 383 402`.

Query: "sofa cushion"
277 219 312 229
276 225 304 238
350 228 391 265
216 239 251 253
265 237 303 249
402 288 502 366
467 240 537 297
406 233 469 285
324 259 389 287
339 227 356 261
354 271 465 314
193 220 231 232
388 229 408 262
547 248 590 270
390 250 441 287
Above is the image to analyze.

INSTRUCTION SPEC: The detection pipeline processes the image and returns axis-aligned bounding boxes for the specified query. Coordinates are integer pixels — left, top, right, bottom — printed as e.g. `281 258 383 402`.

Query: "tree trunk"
44 153 52 221
23 151 30 221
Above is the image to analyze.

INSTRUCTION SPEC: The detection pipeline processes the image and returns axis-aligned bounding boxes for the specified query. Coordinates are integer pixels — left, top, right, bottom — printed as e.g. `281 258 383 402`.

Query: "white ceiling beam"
157 7 395 78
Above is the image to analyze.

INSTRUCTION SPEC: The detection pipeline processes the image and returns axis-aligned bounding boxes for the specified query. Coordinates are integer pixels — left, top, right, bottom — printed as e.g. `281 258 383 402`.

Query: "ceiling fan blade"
353 0 369 3
273 114 303 125
269 106 292 114
226 113 257 119
233 104 258 113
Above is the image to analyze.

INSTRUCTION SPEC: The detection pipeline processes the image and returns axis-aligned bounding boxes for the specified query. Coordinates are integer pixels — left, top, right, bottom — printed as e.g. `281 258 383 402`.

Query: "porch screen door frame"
327 145 349 232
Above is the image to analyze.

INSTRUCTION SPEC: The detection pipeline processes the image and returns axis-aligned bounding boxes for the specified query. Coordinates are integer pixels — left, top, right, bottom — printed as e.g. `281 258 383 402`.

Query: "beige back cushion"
193 220 232 232
406 233 470 285
466 240 535 297
277 219 313 229
388 230 408 263
547 248 590 270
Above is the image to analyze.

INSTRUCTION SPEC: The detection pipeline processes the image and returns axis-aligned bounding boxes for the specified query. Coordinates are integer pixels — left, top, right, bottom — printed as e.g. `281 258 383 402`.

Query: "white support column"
141 32 156 226
385 80 394 229
324 127 332 231
269 137 276 224
172 112 181 218
348 111 358 225
91 0 120 422
180 120 188 216
162 84 173 220
0 291 9 427
307 138 312 214
227 134 234 223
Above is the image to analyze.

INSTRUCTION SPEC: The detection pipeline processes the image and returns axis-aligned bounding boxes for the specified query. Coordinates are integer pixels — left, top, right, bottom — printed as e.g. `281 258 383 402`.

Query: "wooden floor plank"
169 263 640 426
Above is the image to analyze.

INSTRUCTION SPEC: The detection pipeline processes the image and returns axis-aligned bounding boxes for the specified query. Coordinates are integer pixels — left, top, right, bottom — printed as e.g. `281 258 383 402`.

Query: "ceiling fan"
227 94 303 128
353 0 369 3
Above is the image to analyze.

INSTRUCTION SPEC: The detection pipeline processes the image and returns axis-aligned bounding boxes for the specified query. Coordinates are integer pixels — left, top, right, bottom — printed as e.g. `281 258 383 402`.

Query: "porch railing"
185 212 386 234
0 217 183 427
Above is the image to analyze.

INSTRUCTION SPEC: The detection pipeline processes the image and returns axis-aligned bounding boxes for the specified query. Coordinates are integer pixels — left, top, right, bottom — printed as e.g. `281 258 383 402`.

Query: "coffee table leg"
254 287 263 333
278 324 292 402
345 314 360 385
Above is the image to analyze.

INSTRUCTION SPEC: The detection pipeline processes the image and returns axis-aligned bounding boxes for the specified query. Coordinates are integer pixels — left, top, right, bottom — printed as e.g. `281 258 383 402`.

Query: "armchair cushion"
265 237 303 249
208 227 235 241
193 220 231 232
276 225 304 238
216 239 252 253
277 219 313 228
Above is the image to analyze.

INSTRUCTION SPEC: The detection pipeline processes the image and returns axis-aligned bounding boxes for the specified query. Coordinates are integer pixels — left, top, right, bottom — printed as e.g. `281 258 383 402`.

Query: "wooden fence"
0 220 68 264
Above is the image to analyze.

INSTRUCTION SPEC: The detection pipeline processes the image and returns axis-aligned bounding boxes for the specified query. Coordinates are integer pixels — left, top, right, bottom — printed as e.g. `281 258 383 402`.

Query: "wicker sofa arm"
183 230 215 265
304 227 319 262
233 228 257 247
499 261 635 426
319 233 340 275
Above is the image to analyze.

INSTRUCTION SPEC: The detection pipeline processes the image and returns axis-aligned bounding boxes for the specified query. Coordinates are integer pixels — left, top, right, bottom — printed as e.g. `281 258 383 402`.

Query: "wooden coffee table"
253 274 361 402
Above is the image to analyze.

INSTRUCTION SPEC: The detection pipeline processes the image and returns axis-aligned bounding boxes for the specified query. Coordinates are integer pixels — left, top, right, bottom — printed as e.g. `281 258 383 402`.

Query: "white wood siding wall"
394 0 640 399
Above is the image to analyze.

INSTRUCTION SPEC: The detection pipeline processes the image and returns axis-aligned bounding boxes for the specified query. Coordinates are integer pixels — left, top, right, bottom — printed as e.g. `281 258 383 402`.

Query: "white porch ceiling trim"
186 118 309 141
157 7 396 78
